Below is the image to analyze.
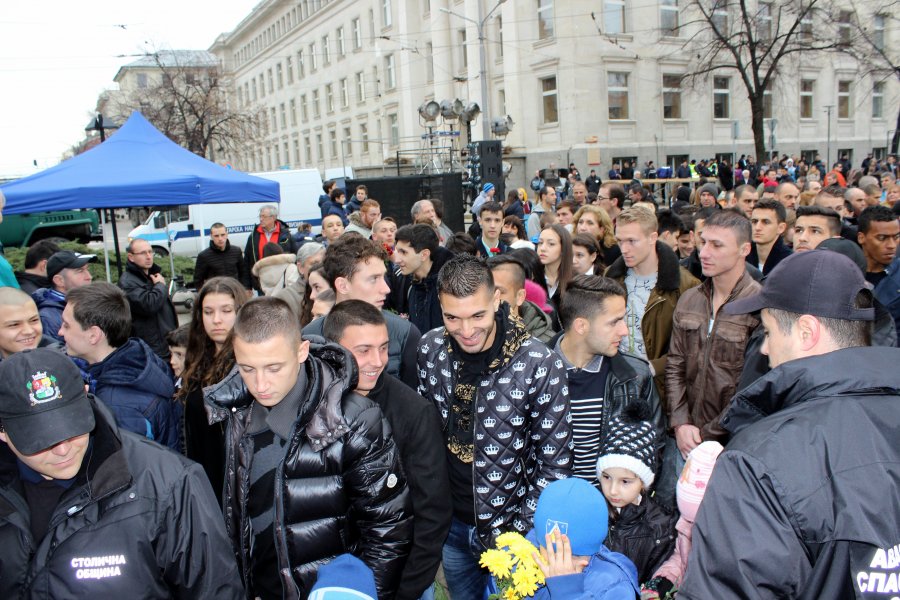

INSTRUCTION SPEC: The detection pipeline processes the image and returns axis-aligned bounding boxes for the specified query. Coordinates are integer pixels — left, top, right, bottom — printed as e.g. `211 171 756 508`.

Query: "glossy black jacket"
205 340 413 599
605 495 677 583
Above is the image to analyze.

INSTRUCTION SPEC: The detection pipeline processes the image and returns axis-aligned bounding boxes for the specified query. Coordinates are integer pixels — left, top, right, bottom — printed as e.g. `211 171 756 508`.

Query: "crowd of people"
0 153 898 599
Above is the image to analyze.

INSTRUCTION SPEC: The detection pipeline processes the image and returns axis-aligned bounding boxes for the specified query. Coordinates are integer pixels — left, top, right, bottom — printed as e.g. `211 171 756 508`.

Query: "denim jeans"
442 517 489 600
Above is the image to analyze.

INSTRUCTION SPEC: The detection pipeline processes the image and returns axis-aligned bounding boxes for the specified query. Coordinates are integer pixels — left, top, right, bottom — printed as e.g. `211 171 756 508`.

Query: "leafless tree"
679 0 852 160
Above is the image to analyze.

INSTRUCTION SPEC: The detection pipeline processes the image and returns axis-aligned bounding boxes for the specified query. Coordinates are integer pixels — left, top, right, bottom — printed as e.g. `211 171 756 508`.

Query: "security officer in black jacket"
0 349 243 599
681 251 900 599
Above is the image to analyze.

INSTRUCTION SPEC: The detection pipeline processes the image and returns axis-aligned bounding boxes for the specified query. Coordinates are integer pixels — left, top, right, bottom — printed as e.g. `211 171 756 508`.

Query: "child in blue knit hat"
308 554 377 600
528 478 639 599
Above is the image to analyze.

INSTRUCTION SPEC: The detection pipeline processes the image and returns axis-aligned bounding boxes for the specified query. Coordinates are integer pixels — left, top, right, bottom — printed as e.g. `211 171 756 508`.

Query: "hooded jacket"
344 212 373 239
86 337 180 451
405 246 453 334
117 261 178 359
194 239 250 289
15 272 50 296
605 242 700 402
251 253 300 296
417 309 573 546
31 288 66 344
680 346 900 599
206 340 413 599
0 400 244 599
517 300 556 344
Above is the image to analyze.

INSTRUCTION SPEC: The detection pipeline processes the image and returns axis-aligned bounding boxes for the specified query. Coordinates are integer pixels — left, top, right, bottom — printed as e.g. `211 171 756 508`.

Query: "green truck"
0 209 101 248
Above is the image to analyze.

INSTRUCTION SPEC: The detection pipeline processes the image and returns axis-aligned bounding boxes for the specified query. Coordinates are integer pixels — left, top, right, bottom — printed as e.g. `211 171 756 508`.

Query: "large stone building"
206 0 897 178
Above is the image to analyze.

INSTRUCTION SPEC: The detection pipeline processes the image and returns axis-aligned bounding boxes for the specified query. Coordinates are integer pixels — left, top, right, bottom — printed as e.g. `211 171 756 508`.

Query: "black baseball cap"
724 250 874 321
46 251 97 281
0 349 95 455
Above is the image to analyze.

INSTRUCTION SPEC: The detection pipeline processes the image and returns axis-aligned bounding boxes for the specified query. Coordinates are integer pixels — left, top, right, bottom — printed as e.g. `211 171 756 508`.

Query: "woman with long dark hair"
537 223 574 310
179 276 249 499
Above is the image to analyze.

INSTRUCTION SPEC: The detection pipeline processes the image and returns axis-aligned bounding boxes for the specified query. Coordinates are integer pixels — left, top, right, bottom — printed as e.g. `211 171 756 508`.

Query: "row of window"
537 74 888 124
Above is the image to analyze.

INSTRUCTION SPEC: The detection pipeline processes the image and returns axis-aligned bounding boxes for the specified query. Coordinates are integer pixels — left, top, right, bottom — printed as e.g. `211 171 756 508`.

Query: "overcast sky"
0 0 260 179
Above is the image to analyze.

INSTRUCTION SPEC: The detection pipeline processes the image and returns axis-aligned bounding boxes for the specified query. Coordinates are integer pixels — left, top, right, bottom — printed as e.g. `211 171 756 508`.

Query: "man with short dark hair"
394 223 453 333
747 199 792 275
526 185 557 240
61 282 179 450
681 251 900 597
858 205 900 287
597 182 625 223
417 254 572 598
194 223 250 289
487 255 556 343
32 250 96 344
667 211 760 456
474 201 508 258
556 275 664 486
323 300 451 600
732 184 758 218
14 240 60 294
207 297 412 598
303 235 422 388
0 348 243 598
117 239 178 359
793 205 842 252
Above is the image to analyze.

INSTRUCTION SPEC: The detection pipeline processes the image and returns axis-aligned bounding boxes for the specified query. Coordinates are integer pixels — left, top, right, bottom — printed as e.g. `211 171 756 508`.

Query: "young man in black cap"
0 348 243 598
32 250 96 344
680 250 900 598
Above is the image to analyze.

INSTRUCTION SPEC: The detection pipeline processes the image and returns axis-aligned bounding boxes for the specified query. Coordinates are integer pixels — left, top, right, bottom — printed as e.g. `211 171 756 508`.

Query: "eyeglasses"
130 250 154 256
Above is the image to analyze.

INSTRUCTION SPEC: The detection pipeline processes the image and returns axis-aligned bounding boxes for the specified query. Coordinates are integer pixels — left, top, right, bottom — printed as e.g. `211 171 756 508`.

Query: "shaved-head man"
0 287 44 358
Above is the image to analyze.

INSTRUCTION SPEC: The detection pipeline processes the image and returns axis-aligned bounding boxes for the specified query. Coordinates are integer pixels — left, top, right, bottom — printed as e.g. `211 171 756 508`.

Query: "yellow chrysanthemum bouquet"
480 532 546 599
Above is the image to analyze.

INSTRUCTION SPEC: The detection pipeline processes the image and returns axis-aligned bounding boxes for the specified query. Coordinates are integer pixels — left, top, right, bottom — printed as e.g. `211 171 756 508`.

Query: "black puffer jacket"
194 239 251 289
681 346 900 599
0 400 243 599
206 340 413 599
605 496 677 583
417 310 573 546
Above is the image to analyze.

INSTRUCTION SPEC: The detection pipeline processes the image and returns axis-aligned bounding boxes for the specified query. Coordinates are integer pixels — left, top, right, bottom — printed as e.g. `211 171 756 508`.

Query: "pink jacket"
652 516 692 586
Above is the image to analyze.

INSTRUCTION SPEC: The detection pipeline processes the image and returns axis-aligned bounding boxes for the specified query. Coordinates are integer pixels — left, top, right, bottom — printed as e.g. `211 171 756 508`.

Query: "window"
267 69 274 93
137 73 148 88
872 82 885 119
271 107 278 131
385 54 396 89
316 133 324 161
276 63 284 88
251 79 258 100
304 135 312 163
352 18 362 50
259 74 265 98
497 17 504 58
757 1 772 40
369 9 376 40
293 138 301 164
329 129 338 158
800 79 814 119
360 122 369 152
713 76 730 118
660 0 678 36
607 72 629 120
799 9 812 41
322 35 331 65
711 4 728 33
337 27 346 57
763 83 773 119
498 89 506 115
388 113 399 146
309 43 318 71
283 141 290 167
340 78 349 108
245 82 250 103
301 94 309 122
426 42 434 82
873 15 885 50
326 83 335 113
604 0 625 35
297 50 305 78
313 89 321 118
800 149 817 164
290 99 297 126
280 103 287 129
837 80 851 118
382 0 392 27
356 71 366 102
538 0 554 40
837 11 852 45
540 76 558 124
344 126 353 156
662 74 682 119
459 30 468 69
286 57 294 84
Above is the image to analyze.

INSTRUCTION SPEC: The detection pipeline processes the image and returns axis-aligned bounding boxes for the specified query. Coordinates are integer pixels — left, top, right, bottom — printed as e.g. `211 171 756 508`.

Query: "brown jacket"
606 242 700 406
665 271 761 441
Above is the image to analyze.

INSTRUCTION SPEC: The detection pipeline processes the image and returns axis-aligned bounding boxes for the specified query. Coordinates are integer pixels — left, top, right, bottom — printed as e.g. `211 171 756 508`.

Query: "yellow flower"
480 548 514 579
503 587 519 600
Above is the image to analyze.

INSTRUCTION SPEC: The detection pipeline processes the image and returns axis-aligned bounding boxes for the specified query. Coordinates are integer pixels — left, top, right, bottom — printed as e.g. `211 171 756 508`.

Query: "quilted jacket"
417 311 573 546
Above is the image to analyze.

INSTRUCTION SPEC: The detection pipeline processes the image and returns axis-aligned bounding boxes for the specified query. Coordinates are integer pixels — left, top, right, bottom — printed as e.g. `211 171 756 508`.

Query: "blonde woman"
573 204 622 269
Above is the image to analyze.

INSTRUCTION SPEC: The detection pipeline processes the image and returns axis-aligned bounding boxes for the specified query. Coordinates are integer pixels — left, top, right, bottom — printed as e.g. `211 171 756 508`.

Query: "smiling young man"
0 288 45 359
666 210 760 459
303 235 421 388
416 254 572 599
324 300 451 600
555 275 664 487
206 297 412 599
0 349 243 598
394 223 454 334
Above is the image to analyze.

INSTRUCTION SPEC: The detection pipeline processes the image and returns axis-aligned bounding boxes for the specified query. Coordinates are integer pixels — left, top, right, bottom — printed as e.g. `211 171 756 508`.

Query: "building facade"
208 0 897 179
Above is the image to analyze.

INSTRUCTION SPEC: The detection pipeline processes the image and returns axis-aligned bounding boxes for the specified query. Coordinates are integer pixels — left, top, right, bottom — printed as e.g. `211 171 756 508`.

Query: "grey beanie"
699 183 719 198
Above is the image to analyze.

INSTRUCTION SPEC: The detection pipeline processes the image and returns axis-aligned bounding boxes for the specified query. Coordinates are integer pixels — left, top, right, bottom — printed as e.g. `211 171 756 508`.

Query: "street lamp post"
440 0 506 140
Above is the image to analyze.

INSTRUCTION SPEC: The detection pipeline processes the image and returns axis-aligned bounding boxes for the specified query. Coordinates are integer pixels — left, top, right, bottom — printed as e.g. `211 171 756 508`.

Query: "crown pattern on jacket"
509 389 525 399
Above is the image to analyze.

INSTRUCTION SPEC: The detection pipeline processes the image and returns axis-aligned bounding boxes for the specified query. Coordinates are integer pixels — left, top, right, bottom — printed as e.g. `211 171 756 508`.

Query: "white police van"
127 169 324 257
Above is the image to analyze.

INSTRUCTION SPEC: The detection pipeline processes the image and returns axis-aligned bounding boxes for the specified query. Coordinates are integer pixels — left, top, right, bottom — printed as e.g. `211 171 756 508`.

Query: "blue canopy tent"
0 111 279 276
